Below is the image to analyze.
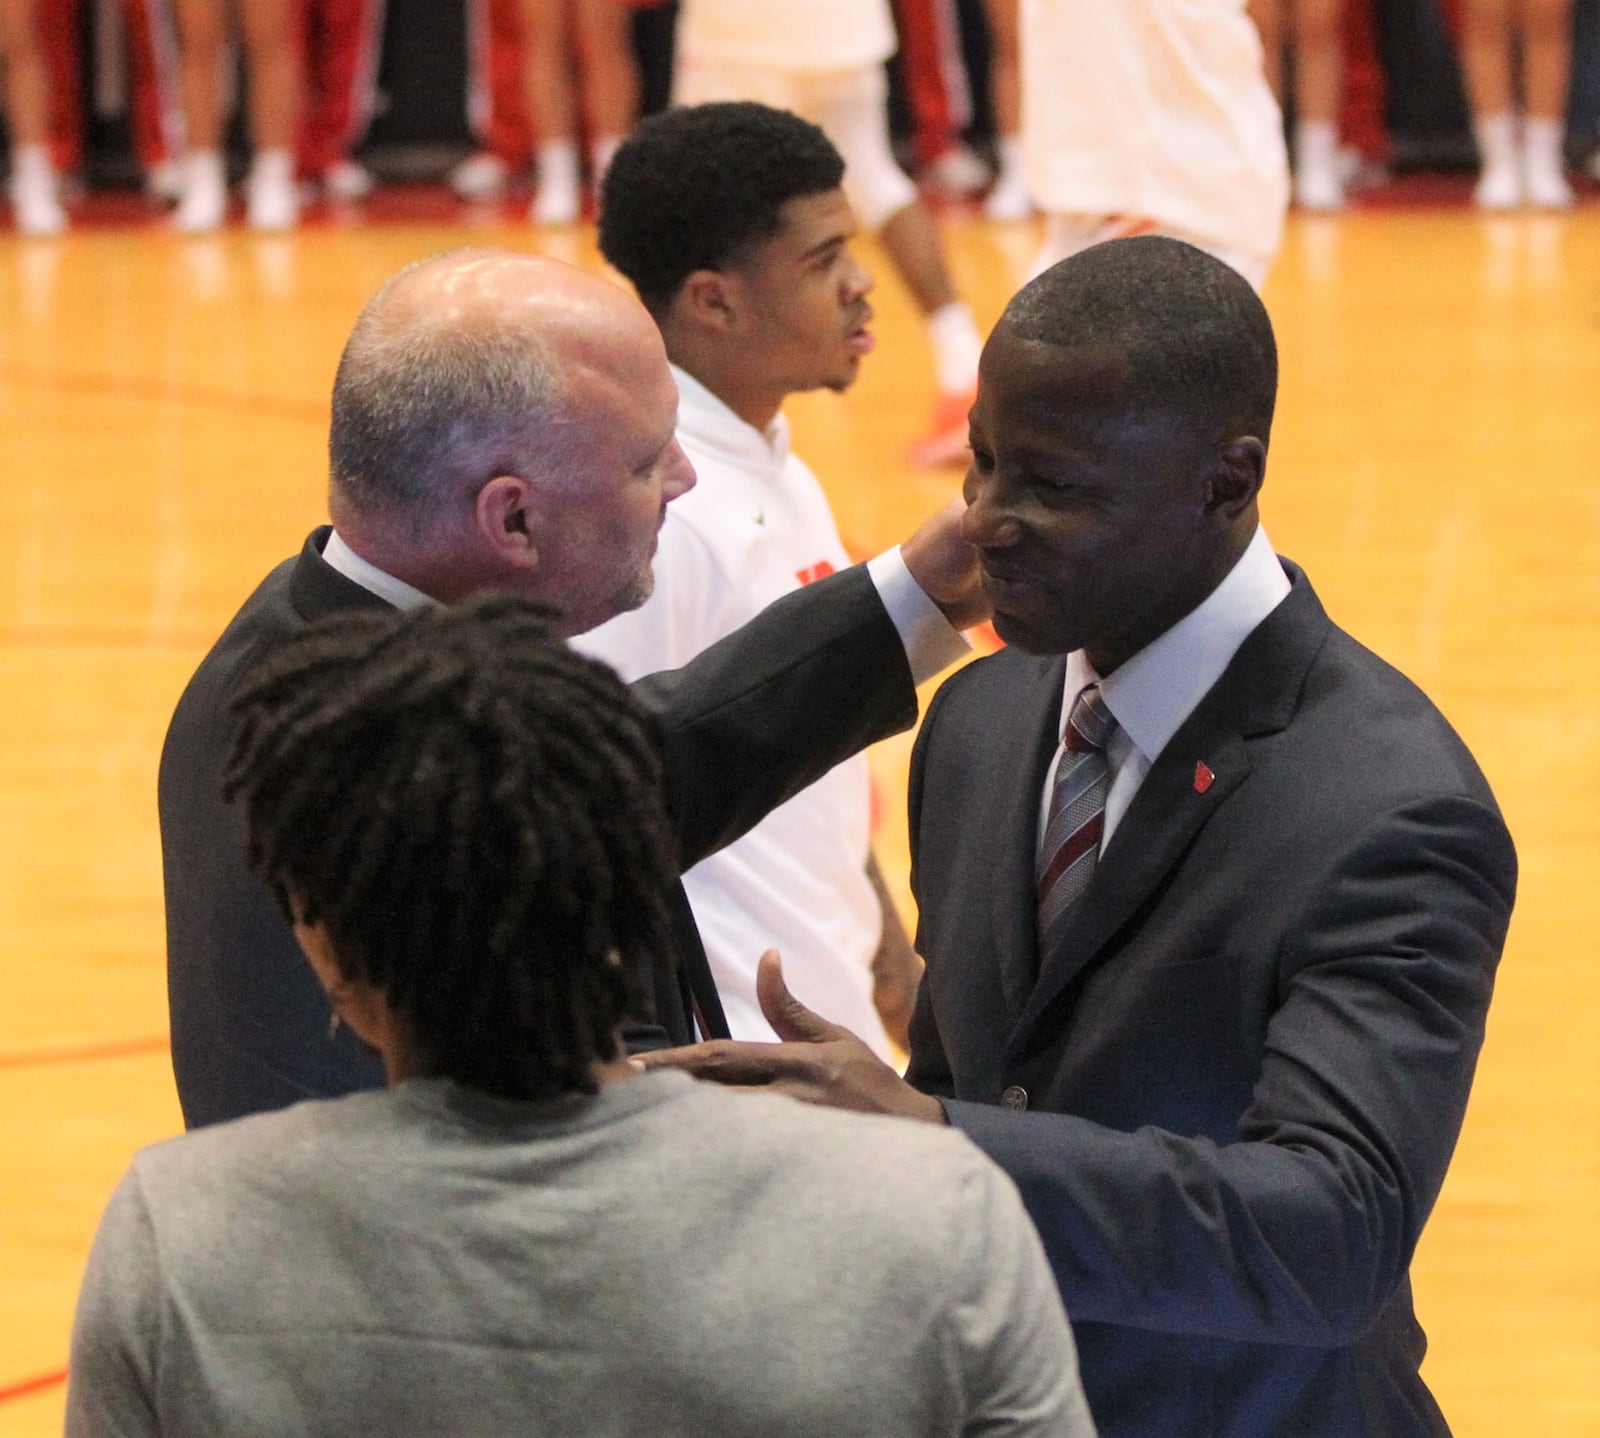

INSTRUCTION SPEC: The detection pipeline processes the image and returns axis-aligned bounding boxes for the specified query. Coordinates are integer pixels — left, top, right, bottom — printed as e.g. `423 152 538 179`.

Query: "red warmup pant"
465 0 531 164
41 0 386 178
1340 0 1389 159
40 0 185 173
890 0 972 166
299 0 387 175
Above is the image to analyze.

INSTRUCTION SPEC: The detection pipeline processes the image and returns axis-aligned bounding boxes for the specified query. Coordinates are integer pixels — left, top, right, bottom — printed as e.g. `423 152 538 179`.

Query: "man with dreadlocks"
159 248 982 1131
72 596 1098 1438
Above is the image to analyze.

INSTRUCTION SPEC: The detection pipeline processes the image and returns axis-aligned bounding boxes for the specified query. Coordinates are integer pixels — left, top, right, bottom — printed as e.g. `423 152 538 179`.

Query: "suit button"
1000 1085 1029 1111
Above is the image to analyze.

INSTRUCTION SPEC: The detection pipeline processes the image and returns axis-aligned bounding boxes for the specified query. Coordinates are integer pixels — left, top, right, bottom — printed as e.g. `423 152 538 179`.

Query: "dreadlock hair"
1004 235 1278 450
222 592 677 1102
597 101 846 315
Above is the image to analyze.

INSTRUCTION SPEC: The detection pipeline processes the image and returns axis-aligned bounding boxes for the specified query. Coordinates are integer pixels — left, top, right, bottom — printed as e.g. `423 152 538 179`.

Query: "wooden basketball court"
1 198 1596 1434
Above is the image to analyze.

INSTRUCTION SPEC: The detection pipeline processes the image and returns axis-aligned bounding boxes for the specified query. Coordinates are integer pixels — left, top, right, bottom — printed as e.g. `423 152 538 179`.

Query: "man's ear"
677 268 740 332
1204 437 1266 521
473 475 541 573
294 920 388 1051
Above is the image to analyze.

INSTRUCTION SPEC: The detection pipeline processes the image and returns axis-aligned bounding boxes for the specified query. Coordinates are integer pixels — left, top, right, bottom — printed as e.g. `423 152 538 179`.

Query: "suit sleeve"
631 563 917 870
161 640 389 1130
944 794 1515 1346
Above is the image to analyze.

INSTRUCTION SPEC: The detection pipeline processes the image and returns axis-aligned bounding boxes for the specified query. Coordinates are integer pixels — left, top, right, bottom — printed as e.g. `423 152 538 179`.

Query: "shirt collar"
671 363 792 478
1064 525 1291 763
321 528 436 611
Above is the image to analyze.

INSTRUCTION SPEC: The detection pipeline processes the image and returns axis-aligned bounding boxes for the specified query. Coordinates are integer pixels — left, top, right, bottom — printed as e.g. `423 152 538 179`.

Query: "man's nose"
960 478 1021 549
663 441 696 501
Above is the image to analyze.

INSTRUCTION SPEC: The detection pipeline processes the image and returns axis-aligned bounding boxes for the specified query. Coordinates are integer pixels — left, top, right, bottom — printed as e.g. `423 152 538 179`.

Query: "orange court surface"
2 191 1598 1434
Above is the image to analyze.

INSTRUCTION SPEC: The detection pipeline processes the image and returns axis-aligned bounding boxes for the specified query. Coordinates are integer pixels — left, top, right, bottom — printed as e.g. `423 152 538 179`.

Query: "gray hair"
328 256 575 530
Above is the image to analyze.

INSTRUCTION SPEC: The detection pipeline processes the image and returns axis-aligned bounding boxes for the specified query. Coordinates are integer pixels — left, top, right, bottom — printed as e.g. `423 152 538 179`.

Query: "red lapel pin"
1193 761 1215 794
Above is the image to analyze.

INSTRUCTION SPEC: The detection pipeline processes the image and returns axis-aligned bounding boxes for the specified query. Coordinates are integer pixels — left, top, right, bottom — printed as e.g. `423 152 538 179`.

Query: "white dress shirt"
1040 524 1292 851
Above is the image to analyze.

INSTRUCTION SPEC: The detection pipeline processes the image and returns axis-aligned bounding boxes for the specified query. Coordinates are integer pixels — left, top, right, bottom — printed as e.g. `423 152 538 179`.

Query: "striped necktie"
1036 683 1118 960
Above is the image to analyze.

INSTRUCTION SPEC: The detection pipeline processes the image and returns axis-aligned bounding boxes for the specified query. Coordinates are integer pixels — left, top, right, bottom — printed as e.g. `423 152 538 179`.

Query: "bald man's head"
325 250 695 634
329 251 662 525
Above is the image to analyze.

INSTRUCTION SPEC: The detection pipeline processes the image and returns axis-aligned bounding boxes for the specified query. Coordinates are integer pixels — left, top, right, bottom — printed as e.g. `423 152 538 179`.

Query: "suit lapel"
985 655 1071 1021
1004 563 1332 1064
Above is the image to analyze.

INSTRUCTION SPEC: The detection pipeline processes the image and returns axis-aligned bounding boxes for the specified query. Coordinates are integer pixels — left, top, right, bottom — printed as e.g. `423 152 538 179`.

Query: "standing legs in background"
1251 0 1349 210
173 0 304 230
1 0 67 234
981 0 1031 219
517 0 637 224
1460 0 1573 208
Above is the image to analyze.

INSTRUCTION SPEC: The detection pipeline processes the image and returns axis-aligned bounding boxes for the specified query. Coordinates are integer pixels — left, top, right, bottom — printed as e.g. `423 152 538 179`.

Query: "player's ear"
678 269 740 332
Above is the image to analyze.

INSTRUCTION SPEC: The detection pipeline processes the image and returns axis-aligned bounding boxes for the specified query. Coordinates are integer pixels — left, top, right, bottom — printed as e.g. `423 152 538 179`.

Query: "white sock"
539 140 579 191
927 301 982 395
1475 113 1518 170
249 147 295 186
995 133 1025 182
1522 116 1565 170
1296 120 1339 170
590 135 621 191
12 143 55 185
185 149 226 185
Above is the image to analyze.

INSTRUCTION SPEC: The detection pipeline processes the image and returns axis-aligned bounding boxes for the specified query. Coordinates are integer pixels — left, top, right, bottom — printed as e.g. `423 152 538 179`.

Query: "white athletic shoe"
448 150 510 199
174 152 228 232
984 169 1034 221
245 152 300 231
10 155 66 236
530 181 581 226
145 157 184 205
1293 158 1346 212
1473 159 1523 211
322 159 375 201
1523 159 1573 209
924 144 991 199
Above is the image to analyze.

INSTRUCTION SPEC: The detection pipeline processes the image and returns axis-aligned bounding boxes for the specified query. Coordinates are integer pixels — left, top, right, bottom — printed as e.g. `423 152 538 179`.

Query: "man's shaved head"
328 250 670 529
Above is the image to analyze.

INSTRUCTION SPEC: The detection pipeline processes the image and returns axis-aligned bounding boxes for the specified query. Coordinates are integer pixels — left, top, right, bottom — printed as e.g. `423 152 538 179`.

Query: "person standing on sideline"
1250 0 1351 210
1019 0 1289 291
171 0 303 229
673 0 988 466
1459 0 1574 208
580 102 924 1056
1 0 66 234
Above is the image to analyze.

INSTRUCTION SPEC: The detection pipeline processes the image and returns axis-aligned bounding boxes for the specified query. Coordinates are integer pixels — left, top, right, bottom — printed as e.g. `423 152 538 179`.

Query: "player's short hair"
599 101 846 314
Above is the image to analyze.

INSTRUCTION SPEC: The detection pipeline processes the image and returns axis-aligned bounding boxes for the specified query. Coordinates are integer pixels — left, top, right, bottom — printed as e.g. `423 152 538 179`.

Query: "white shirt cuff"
867 546 972 686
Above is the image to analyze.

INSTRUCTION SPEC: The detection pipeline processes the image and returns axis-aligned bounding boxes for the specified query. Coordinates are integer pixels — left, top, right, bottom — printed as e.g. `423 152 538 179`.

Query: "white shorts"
1032 213 1271 294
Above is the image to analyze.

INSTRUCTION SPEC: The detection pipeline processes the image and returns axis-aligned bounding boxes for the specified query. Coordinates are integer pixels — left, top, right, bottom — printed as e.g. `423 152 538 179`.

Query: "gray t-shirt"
68 1070 1095 1436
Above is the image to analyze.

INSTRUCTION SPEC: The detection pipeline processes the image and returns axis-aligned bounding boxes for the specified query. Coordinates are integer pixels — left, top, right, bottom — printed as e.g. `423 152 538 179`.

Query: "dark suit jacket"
905 562 1516 1438
162 528 916 1130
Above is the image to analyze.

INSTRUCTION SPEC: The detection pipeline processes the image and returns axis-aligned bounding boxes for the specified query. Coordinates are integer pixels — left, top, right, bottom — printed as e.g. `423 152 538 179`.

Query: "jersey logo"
794 560 837 586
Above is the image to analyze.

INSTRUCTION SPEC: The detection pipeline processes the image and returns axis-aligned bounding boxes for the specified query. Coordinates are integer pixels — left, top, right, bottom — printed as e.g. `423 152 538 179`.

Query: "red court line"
0 1369 67 1405
0 362 326 427
0 1035 170 1071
